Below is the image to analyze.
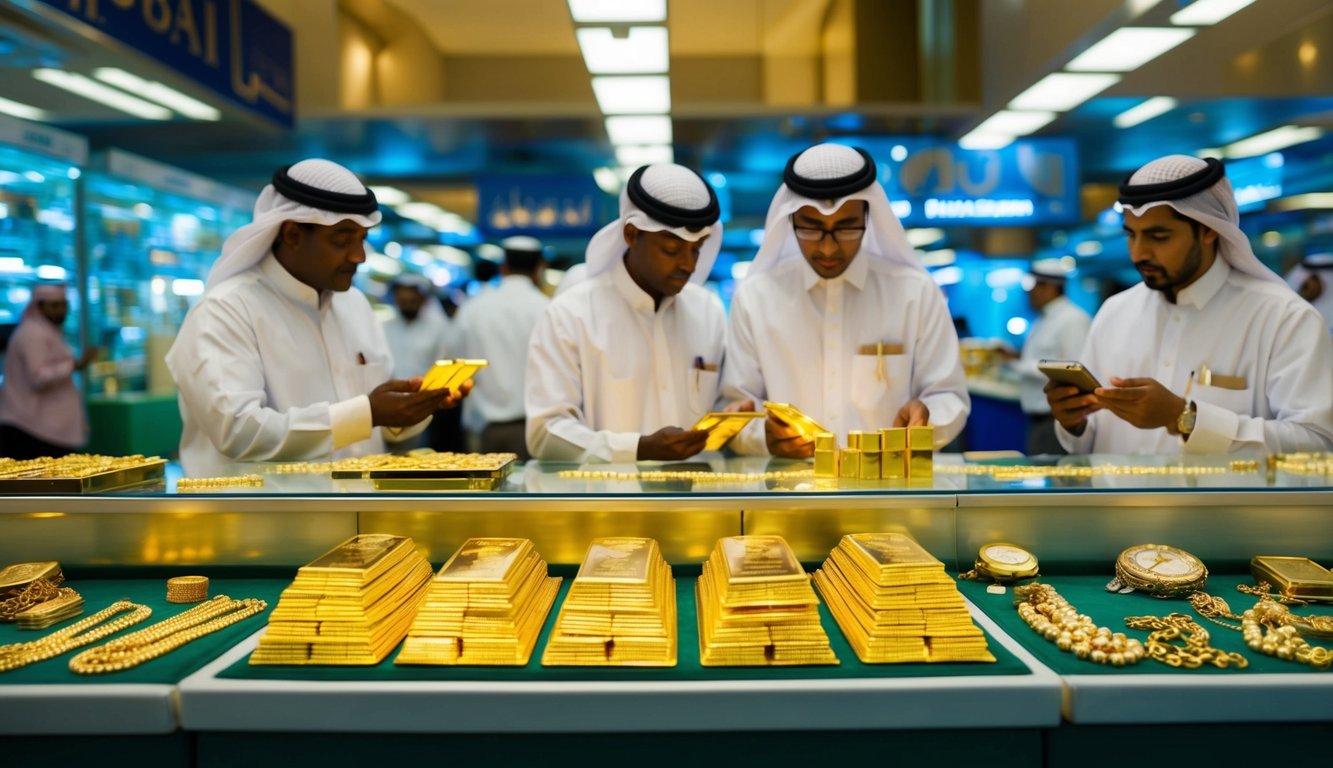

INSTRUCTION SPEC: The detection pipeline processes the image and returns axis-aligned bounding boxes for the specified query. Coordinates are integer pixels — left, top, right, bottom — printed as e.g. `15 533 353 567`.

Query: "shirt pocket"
849 353 910 419
687 368 721 417
1193 379 1255 419
360 348 393 394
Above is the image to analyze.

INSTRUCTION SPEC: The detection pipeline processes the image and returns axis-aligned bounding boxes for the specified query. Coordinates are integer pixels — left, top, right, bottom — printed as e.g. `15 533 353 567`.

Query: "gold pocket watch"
960 542 1040 584
1110 543 1208 598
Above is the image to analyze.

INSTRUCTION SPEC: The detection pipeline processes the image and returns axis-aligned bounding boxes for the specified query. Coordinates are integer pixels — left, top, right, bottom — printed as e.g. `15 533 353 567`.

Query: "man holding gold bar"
525 163 728 462
1048 155 1333 454
722 143 969 458
168 159 468 476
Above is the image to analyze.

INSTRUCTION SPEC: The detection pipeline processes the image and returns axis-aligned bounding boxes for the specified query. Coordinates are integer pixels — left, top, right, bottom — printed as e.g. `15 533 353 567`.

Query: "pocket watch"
1112 543 1208 598
960 542 1040 584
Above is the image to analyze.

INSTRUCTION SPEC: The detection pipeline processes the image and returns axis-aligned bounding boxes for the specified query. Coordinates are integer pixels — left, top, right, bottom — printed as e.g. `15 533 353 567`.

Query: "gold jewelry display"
1270 452 1333 476
556 468 814 483
166 576 210 604
937 460 1258 480
0 454 162 480
176 474 263 491
1112 544 1208 598
0 601 152 673
0 561 78 623
959 542 1039 584
1013 583 1146 666
1123 613 1246 669
15 589 85 630
69 595 267 675
1241 593 1333 671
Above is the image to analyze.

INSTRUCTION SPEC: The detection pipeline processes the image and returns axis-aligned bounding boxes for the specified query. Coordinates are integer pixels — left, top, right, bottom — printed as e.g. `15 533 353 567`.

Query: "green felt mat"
959 574 1333 676
221 573 1032 682
0 578 285 685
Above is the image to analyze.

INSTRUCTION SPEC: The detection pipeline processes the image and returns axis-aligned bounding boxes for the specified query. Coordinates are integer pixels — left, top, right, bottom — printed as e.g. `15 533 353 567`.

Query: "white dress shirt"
1014 295 1092 415
722 253 969 453
382 305 458 381
525 257 727 462
169 254 426 476
1058 257 1333 454
456 275 550 430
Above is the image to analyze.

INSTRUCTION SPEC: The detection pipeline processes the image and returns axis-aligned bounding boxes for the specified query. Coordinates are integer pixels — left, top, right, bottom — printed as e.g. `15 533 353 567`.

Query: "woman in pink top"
0 284 97 459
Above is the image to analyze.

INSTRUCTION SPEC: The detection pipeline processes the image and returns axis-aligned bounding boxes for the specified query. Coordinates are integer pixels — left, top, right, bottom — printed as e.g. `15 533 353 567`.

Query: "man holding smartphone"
1047 155 1333 454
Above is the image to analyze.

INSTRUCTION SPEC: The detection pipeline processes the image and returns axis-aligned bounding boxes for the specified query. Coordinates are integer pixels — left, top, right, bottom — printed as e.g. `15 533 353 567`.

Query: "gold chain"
556 469 815 483
0 601 152 673
68 595 267 675
1240 594 1333 671
1188 591 1244 631
1124 612 1247 669
0 578 64 621
938 460 1258 480
1013 583 1146 666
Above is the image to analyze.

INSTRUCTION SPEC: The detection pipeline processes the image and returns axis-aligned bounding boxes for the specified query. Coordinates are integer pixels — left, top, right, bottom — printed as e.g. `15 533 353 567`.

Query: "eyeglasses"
792 225 866 243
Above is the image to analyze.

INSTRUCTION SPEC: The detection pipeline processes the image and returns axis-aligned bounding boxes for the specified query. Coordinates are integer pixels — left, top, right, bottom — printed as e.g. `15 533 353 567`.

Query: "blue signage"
856 138 1080 226
1226 153 1284 214
35 0 294 127
476 175 607 238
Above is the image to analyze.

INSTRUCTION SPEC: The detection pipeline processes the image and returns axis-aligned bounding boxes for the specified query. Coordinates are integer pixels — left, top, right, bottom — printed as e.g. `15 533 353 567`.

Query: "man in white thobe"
1285 253 1333 334
525 164 726 463
456 236 550 459
1010 264 1091 455
382 273 458 382
1049 155 1333 455
722 143 969 458
167 159 466 476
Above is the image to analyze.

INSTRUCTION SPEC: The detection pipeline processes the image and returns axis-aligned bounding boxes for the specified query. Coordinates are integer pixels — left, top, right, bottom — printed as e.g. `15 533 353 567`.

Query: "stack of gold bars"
814 533 994 663
542 537 676 666
396 538 561 666
696 535 838 666
251 534 432 665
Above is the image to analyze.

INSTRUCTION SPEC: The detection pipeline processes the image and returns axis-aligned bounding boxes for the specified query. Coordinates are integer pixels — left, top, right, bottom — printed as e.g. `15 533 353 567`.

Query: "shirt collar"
801 250 869 293
610 254 673 313
1041 295 1071 316
259 252 324 312
1174 255 1230 310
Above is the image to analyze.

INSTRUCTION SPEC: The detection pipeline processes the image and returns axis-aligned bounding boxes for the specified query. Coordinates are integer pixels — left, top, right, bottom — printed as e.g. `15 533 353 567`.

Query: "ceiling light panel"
0 96 47 121
576 27 669 74
614 144 674 166
1170 0 1257 25
1113 96 1178 128
33 68 171 120
93 68 220 120
605 115 672 145
568 0 665 23
592 75 670 114
1009 73 1120 111
1067 28 1195 72
1224 125 1324 158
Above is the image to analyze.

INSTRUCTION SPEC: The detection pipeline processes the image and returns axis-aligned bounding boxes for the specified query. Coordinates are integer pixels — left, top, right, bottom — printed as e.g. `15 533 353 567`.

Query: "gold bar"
847 431 866 450
858 449 882 481
907 426 934 480
880 428 907 480
814 432 837 452
814 449 837 478
839 448 861 480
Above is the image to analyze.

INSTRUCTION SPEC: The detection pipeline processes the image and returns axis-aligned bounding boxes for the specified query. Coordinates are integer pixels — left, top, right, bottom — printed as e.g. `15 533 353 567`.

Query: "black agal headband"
783 146 877 199
625 165 720 233
1117 157 1225 207
271 165 379 215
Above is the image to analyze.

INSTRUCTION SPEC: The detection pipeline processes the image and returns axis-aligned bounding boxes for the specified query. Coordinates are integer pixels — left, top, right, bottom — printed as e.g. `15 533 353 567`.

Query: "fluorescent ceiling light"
1224 125 1324 158
568 0 665 23
976 110 1058 135
1067 28 1195 72
906 228 945 247
576 27 668 74
33 68 171 120
919 249 956 267
958 132 1016 150
1009 73 1120 111
93 68 220 120
1113 96 1178 128
592 75 670 114
614 144 674 166
0 96 47 121
1170 0 1257 25
605 115 671 145
1272 193 1333 212
368 186 411 206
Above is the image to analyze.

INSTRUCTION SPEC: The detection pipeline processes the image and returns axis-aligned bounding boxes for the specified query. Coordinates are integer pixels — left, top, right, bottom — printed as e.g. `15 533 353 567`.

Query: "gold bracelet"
176 474 264 491
1014 583 1146 666
166 576 210 604
68 595 267 675
1124 612 1247 669
0 600 152 673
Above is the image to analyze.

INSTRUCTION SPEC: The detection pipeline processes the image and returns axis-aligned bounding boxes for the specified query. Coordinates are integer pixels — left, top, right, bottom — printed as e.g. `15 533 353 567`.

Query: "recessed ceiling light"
592 75 670 114
568 0 664 23
1113 97 1178 128
1067 28 1195 72
614 144 674 166
1224 125 1324 159
1009 73 1120 111
0 96 48 122
605 115 672 145
1170 0 1257 26
33 68 171 120
93 68 220 120
576 27 668 74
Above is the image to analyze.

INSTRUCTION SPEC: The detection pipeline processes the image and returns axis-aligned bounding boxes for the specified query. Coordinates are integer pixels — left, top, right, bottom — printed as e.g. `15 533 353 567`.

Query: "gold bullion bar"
880 428 907 480
907 426 934 479
716 536 805 584
436 538 533 583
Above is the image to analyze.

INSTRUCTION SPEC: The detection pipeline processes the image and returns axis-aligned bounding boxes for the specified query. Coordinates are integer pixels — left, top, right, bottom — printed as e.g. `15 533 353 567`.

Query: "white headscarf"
390 272 447 324
1286 252 1333 327
749 143 922 276
584 163 723 284
205 158 382 288
1118 155 1284 287
23 283 67 323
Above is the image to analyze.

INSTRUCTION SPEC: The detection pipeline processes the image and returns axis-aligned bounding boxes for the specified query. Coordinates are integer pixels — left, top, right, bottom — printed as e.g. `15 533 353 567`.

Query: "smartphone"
421 359 489 392
762 401 830 439
1038 360 1101 393
691 411 765 452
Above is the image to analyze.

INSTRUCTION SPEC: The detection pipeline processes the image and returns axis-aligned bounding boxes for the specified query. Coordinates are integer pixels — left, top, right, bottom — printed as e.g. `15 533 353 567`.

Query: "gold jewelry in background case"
691 411 764 452
959 543 1039 584
1113 544 1208 598
0 454 165 494
1251 556 1333 603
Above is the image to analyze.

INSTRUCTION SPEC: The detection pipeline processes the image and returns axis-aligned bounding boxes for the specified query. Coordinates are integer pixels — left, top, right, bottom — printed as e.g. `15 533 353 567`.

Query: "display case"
3 455 1332 768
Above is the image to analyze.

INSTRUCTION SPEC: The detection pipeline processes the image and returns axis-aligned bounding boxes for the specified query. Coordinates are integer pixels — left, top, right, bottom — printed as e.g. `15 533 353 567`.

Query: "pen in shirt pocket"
357 352 366 365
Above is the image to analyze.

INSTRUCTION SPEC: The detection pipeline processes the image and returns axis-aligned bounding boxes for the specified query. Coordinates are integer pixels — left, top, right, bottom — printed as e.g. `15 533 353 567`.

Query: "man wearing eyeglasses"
721 143 969 458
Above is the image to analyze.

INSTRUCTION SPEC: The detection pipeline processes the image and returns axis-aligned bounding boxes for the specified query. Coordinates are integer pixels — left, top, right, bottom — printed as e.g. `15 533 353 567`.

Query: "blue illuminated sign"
36 0 294 127
1226 153 1284 213
476 175 606 238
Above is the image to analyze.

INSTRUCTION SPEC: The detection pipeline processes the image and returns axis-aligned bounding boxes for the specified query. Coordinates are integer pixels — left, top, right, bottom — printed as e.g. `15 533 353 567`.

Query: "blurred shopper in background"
1010 264 1091 455
526 163 726 462
1286 252 1333 334
0 283 97 459
722 143 969 458
167 159 467 476
1049 155 1333 454
455 236 549 460
382 272 459 450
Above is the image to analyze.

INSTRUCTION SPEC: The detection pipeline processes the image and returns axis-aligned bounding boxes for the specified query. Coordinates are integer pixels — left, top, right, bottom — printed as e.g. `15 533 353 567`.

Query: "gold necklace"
1189 587 1333 671
1014 583 1146 666
68 596 267 675
0 600 152 673
1124 612 1247 669
556 469 814 483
